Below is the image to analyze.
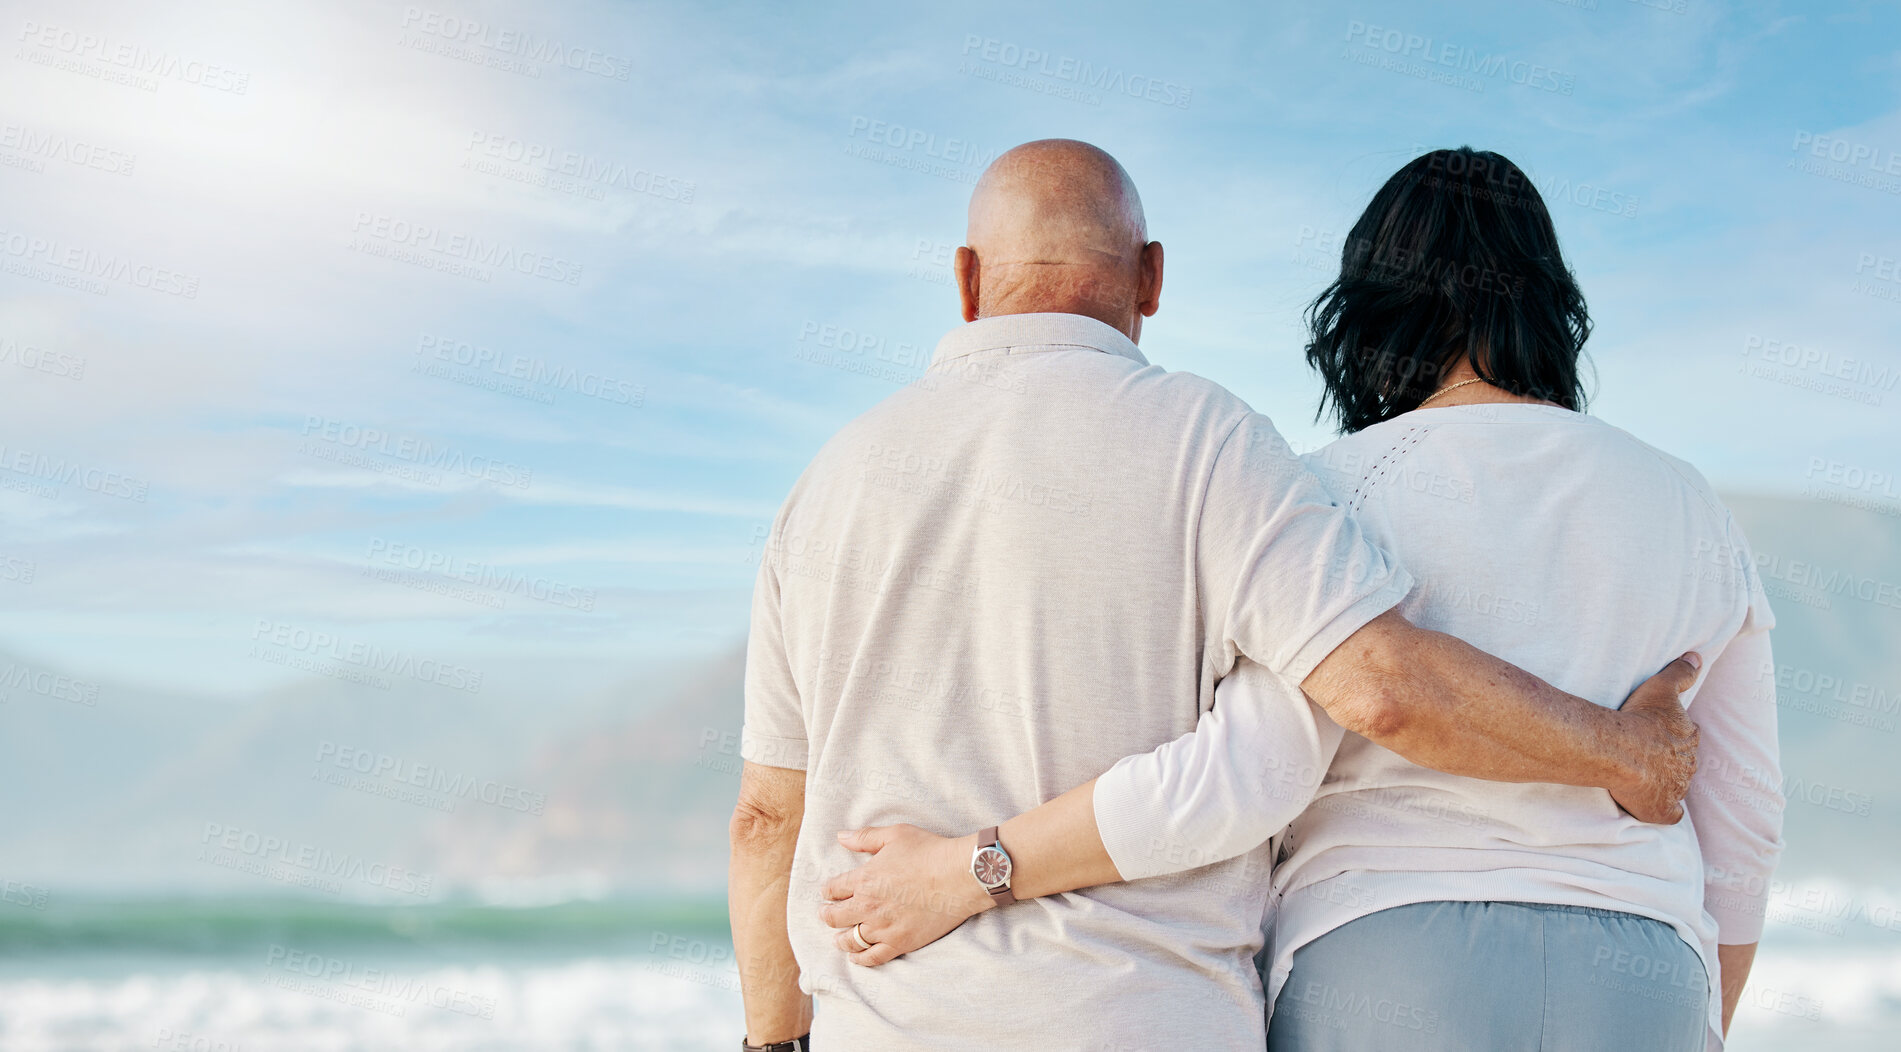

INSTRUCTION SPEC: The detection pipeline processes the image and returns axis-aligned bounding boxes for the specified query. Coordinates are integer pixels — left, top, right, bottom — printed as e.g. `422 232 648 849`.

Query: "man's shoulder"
778 395 905 499
1121 358 1256 415
771 381 957 515
804 380 938 458
1092 360 1267 457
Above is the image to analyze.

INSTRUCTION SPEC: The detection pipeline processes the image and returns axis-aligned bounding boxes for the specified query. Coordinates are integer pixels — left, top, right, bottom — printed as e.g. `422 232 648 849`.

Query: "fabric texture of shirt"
741 312 1410 1050
1089 402 1783 1052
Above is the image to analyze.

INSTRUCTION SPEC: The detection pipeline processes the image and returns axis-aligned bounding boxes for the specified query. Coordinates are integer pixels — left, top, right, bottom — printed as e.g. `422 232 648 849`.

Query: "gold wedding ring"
849 923 872 952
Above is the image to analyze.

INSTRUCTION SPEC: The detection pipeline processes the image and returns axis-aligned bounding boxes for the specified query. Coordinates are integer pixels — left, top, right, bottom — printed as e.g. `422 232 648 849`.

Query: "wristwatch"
741 1036 810 1051
969 826 1016 906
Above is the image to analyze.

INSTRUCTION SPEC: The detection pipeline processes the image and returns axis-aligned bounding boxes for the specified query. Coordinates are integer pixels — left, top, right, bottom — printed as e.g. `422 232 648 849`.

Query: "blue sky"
0 0 1897 702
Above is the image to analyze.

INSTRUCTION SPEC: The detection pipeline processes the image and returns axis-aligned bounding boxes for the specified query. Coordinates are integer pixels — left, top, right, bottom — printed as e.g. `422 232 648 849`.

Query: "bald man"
729 140 1697 1050
953 138 1158 335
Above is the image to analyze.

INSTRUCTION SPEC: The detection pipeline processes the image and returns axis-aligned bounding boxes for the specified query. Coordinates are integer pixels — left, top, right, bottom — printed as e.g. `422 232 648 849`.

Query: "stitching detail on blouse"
1347 425 1428 513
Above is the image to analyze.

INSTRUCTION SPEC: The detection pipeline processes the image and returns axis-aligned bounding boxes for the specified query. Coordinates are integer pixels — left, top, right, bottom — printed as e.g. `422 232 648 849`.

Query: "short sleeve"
1196 415 1413 683
741 538 808 770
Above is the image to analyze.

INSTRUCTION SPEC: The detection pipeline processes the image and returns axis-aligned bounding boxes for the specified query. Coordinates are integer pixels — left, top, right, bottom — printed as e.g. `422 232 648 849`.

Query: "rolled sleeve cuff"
1705 888 1768 944
1092 756 1180 882
1279 568 1414 685
740 728 809 770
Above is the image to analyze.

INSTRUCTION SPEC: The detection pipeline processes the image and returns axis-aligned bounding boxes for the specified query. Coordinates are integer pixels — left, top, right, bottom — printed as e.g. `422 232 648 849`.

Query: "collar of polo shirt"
930 312 1150 368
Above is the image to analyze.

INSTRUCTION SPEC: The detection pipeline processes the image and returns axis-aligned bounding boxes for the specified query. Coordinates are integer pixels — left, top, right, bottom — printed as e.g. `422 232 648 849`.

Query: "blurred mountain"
421 647 743 892
1727 494 1901 884
0 638 719 897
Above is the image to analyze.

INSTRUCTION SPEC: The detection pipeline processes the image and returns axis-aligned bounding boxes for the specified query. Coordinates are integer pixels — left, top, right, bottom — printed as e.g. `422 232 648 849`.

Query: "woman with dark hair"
812 148 1783 1052
1249 147 1783 1051
1305 147 1591 427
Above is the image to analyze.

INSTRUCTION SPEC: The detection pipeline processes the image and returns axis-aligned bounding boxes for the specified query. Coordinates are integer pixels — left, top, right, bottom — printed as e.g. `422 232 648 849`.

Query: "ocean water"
2 895 1896 1050
0 898 743 1051
1724 941 1901 1052
1719 878 1901 1052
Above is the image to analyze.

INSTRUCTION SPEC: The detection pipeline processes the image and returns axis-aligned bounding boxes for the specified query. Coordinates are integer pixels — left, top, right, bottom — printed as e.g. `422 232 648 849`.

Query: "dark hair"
1304 147 1592 433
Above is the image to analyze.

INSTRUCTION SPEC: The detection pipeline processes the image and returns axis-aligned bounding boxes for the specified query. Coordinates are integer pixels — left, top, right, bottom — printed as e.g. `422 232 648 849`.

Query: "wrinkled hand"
816 825 993 967
1611 653 1703 824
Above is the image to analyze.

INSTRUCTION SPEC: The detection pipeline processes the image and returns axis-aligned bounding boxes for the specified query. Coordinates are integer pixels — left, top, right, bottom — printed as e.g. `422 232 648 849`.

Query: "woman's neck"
1418 363 1561 410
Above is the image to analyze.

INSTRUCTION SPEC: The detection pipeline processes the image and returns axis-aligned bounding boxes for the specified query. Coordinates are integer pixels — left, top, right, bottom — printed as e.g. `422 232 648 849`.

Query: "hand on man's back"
1611 655 1703 824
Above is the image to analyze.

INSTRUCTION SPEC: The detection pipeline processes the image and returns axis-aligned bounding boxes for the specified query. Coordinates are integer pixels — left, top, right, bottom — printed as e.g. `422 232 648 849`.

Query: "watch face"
972 846 1012 887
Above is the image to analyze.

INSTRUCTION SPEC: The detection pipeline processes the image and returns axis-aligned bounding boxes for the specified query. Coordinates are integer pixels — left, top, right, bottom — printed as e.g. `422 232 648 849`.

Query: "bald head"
955 139 1163 340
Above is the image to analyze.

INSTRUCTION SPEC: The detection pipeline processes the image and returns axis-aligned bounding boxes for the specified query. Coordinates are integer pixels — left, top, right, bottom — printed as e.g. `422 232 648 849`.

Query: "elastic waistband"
1483 900 1655 922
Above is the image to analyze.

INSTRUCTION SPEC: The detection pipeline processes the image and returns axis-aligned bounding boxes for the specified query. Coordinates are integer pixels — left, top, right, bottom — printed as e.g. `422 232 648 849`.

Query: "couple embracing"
728 139 1782 1052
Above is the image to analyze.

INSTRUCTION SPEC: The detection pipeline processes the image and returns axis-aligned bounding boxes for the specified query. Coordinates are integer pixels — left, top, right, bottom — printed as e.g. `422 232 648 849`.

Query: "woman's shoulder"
1303 406 1733 522
1556 413 1732 520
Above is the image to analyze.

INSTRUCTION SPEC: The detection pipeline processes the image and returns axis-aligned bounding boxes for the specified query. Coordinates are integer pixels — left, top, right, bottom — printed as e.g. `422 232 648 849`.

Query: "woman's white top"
1091 403 1784 1051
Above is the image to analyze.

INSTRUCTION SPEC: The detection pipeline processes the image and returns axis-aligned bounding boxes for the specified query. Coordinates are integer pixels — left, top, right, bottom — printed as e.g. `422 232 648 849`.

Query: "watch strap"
741 1035 810 1052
